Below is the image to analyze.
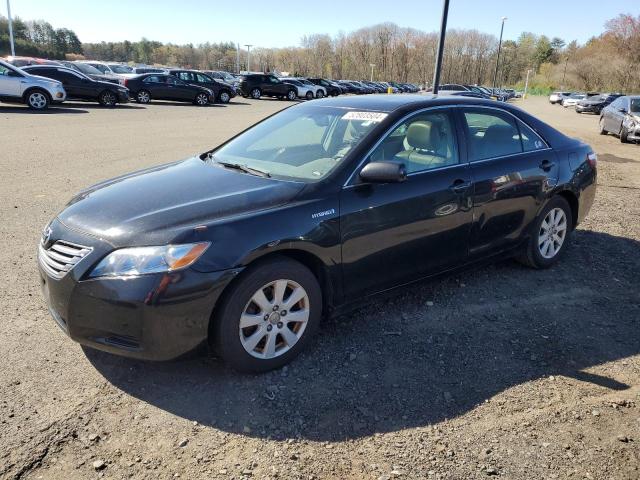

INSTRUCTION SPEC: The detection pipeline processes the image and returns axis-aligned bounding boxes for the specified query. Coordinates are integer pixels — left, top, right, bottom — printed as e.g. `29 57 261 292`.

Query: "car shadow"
85 230 640 441
62 102 147 110
145 101 227 108
0 105 89 114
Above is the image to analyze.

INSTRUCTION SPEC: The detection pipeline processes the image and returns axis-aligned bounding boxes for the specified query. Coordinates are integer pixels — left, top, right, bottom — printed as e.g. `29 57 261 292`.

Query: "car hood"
57 157 304 247
579 99 605 106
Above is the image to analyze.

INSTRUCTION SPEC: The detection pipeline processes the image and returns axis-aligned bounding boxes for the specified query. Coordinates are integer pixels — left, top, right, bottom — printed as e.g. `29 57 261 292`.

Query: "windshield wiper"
208 155 271 178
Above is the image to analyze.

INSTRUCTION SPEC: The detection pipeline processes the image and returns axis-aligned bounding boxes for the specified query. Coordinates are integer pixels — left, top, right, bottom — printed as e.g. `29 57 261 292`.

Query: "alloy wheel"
137 91 150 103
251 88 261 99
287 90 297 101
538 207 567 259
28 92 47 109
196 93 209 105
101 91 116 106
219 91 230 103
239 279 310 360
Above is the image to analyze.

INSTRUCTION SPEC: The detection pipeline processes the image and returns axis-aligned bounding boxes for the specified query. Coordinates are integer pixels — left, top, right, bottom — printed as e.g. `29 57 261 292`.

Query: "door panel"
0 67 23 96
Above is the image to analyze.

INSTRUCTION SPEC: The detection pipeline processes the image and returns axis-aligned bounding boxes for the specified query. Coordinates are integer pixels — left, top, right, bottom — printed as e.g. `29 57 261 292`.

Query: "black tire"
286 89 297 101
194 92 210 106
25 89 50 110
305 91 314 100
517 196 573 269
620 126 630 143
98 90 117 107
218 90 231 104
212 257 322 373
250 88 262 99
136 90 151 104
316 90 324 99
599 117 608 135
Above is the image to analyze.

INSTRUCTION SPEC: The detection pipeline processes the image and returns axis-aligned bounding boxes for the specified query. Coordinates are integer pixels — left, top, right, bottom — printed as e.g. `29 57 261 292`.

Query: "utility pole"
245 44 253 73
6 0 16 57
369 63 376 82
561 55 569 89
523 69 531 99
431 0 450 94
236 43 240 74
492 17 507 91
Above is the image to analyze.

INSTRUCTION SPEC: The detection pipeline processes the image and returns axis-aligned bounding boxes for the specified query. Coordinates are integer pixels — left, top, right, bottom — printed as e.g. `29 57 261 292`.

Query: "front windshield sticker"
342 111 388 122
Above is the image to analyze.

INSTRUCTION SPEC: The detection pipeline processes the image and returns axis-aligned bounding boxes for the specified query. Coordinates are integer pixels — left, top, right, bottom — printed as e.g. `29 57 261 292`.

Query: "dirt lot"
0 95 638 480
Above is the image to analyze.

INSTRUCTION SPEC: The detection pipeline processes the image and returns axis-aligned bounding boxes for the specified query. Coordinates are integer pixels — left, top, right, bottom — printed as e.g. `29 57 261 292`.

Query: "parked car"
59 61 121 84
281 78 317 100
169 69 236 103
562 93 586 108
295 78 326 98
307 78 342 96
0 58 66 110
78 61 133 78
123 73 213 105
378 81 399 94
599 95 640 143
576 93 624 115
549 91 572 104
22 65 129 107
204 70 241 88
38 95 596 372
5 56 62 67
239 74 298 100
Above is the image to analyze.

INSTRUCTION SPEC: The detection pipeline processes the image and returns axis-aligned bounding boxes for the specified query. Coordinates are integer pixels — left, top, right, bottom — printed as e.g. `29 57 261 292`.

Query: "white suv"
0 59 66 110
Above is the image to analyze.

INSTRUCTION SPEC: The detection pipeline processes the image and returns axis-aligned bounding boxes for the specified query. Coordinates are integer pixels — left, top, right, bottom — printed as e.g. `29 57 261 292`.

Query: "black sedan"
169 69 236 104
22 65 129 107
38 95 596 372
59 61 121 85
123 73 213 105
576 93 624 115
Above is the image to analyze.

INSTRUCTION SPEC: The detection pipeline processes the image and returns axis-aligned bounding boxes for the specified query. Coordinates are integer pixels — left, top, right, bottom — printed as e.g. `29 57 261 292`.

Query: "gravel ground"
0 95 638 480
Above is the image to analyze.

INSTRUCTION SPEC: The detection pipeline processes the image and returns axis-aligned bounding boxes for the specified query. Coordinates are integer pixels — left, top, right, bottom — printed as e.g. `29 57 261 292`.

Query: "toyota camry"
38 95 597 372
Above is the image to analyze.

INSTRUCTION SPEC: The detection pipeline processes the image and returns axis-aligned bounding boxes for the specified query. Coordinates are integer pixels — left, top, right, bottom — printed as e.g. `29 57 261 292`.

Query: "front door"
340 108 473 299
459 107 560 258
0 63 23 97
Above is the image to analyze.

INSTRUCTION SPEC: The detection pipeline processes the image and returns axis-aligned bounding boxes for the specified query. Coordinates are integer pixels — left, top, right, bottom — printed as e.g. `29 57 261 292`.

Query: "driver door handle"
450 179 472 193
539 159 555 171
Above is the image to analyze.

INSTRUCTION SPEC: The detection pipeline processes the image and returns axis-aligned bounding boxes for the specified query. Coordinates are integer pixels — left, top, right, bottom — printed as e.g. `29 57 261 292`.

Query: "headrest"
482 124 515 144
406 121 437 151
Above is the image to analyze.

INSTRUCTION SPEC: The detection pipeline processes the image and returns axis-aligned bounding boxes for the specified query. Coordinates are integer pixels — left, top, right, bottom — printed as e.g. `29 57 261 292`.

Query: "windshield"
73 63 102 75
631 98 640 113
109 64 133 73
221 72 236 82
210 106 386 181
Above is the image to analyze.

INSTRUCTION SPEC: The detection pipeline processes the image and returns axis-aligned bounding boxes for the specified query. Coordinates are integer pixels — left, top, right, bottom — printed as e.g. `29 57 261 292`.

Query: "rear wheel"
250 88 262 99
136 90 151 104
26 90 49 110
212 257 321 372
98 90 117 107
194 92 209 106
286 89 297 101
305 90 314 100
517 196 572 269
599 117 608 135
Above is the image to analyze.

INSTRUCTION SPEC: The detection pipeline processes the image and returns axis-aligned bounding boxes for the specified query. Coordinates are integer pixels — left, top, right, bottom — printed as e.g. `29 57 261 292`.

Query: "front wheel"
620 126 630 143
98 90 117 107
250 88 262 99
194 92 210 106
212 257 322 372
316 90 324 99
26 90 49 110
218 90 231 104
599 117 608 135
286 89 297 101
305 91 314 100
517 196 572 269
136 90 151 104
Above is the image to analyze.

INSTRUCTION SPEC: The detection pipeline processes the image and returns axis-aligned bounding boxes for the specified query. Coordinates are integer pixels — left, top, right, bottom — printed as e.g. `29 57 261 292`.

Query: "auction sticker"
342 111 388 122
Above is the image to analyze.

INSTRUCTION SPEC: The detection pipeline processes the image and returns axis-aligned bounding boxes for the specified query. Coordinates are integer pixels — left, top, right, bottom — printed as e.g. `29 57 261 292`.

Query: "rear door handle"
450 179 472 193
539 160 555 171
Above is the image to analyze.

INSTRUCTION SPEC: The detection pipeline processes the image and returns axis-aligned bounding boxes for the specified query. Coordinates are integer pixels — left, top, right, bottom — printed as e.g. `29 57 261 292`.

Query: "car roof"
309 93 501 112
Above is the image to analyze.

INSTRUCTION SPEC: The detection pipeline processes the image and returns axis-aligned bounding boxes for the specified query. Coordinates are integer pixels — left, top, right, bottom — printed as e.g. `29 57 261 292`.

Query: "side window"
196 74 210 83
56 71 81 83
463 110 522 161
0 64 12 76
518 120 548 152
177 72 192 82
91 64 108 74
166 76 182 85
610 97 623 109
143 75 162 84
268 76 280 84
370 111 459 174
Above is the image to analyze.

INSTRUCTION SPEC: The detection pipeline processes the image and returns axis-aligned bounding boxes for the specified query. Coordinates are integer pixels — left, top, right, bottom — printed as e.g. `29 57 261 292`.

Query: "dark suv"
123 74 213 105
169 69 236 104
307 78 342 97
239 74 297 100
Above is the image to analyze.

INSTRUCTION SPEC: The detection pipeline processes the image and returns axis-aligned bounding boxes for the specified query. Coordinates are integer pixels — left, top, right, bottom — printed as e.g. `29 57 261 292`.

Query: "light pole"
245 44 253 73
236 43 240 74
369 63 376 82
523 69 531 99
492 16 507 92
6 0 15 57
431 0 450 94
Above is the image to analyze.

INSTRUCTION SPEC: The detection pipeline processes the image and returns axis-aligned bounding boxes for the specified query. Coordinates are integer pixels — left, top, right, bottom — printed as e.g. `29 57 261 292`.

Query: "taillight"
587 152 597 168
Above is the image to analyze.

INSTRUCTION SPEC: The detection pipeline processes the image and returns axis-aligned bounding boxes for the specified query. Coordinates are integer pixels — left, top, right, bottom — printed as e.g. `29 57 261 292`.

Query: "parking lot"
0 95 638 480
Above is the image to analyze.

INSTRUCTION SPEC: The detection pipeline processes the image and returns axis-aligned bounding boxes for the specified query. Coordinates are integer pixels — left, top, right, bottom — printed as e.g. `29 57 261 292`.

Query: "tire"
250 88 262 99
136 90 151 104
620 126 630 143
316 89 324 99
305 91 314 100
194 92 209 106
517 196 573 269
218 90 231 104
286 89 297 101
212 257 322 373
599 117 608 135
25 89 50 110
276 95 283 100
98 90 117 107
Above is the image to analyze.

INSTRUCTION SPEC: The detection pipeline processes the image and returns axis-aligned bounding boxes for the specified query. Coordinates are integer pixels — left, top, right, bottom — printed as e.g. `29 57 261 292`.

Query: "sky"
3 0 637 47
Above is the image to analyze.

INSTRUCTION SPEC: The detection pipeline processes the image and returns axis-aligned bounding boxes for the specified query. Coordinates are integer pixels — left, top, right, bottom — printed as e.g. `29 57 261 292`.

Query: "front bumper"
576 104 601 113
116 90 130 103
38 220 240 360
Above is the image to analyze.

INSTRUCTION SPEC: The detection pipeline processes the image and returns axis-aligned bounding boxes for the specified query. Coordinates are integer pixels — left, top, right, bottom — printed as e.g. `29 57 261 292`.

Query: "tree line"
2 13 638 93
0 15 82 59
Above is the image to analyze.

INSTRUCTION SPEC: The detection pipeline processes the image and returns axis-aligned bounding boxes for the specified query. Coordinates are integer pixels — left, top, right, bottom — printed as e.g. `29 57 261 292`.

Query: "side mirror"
618 106 627 113
359 161 407 184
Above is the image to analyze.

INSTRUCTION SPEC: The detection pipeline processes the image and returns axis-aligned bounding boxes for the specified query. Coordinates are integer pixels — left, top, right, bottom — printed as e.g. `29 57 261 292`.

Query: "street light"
245 44 253 73
431 0 450 94
6 0 15 57
492 16 507 92
523 69 532 99
369 63 376 82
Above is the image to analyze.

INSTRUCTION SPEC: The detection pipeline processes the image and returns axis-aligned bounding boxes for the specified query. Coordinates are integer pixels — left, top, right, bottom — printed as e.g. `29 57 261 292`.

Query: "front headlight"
89 242 210 278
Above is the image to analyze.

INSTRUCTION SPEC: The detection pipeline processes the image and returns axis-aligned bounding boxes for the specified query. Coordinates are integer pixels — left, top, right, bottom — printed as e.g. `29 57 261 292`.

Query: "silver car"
0 59 66 110
281 78 317 100
600 95 640 143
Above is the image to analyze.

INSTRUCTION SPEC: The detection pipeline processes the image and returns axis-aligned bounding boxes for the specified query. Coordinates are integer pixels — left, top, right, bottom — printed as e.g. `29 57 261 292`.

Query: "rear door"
459 107 559 258
167 76 194 100
142 75 167 98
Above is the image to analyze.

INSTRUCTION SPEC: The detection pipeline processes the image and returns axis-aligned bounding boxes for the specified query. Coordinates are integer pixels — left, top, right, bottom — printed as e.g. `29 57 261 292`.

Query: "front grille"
38 240 92 279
